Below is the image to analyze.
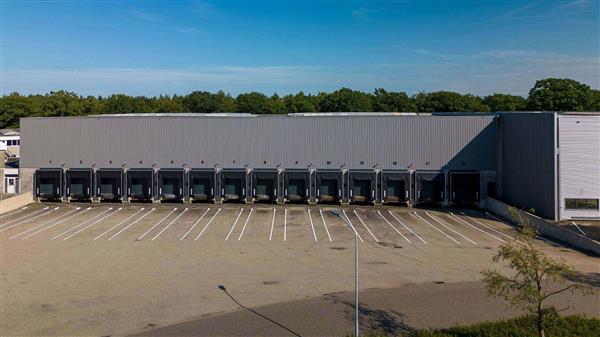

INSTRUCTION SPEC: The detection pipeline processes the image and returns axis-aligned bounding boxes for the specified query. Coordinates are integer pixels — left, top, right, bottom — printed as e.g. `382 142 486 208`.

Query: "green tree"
483 94 527 111
0 93 41 128
102 94 153 114
235 92 273 114
319 88 372 112
527 78 595 111
589 90 600 111
482 208 592 337
415 91 490 112
372 88 417 112
154 94 188 113
269 93 286 114
40 91 84 117
283 91 318 113
184 91 236 113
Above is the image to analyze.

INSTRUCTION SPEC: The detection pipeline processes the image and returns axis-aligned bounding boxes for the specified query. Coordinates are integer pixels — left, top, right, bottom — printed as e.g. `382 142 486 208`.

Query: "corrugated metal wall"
558 116 600 219
20 114 496 171
496 113 557 220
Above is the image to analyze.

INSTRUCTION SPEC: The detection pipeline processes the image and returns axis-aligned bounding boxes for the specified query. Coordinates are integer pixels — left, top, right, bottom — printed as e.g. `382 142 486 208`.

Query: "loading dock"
450 171 480 205
65 169 93 201
95 169 123 202
126 169 154 202
283 169 311 203
316 170 342 204
415 171 445 204
158 169 185 202
348 170 377 204
189 169 215 202
35 169 63 201
251 169 278 203
220 169 246 202
381 170 411 204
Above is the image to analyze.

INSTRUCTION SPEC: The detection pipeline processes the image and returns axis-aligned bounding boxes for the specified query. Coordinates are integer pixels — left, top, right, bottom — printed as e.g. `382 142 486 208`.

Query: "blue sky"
1 0 598 96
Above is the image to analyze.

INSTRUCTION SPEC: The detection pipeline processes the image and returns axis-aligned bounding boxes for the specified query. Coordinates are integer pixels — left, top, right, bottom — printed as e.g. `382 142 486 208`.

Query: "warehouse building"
18 112 599 221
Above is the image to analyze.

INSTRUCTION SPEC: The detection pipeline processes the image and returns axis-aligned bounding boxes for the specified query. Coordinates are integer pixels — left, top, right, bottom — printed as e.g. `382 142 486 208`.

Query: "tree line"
1 78 598 129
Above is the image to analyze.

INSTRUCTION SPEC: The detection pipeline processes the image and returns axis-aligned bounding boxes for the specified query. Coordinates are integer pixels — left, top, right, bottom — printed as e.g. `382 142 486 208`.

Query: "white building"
1 129 20 194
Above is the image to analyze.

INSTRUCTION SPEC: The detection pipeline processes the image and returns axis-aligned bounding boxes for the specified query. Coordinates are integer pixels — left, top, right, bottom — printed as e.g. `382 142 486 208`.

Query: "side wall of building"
20 115 496 171
558 115 600 220
496 113 557 220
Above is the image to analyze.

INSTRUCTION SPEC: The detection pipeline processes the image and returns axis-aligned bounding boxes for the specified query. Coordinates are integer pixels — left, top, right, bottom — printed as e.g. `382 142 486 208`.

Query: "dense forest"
1 78 598 129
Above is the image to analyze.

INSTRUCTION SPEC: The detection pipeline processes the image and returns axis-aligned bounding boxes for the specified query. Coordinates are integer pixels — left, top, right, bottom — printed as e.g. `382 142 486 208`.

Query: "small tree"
482 208 592 337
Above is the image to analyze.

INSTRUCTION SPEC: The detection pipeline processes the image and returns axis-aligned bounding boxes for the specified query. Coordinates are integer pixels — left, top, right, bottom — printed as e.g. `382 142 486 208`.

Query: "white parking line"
269 208 276 241
194 208 222 241
0 207 57 232
319 209 333 242
180 208 210 240
376 211 412 244
341 210 364 242
225 208 244 241
425 211 477 246
9 207 81 240
307 209 318 242
1 206 28 219
152 208 189 240
1 207 49 228
385 211 427 244
353 210 379 243
94 208 146 240
62 208 122 240
284 208 287 242
411 211 461 245
460 212 521 243
571 221 587 236
137 208 178 241
106 208 155 240
51 207 114 240
237 208 254 240
20 207 92 240
448 212 505 243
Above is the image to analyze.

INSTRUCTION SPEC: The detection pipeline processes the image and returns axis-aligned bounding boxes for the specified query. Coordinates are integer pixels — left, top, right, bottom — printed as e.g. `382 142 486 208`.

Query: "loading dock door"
66 169 93 201
316 170 342 203
415 171 445 204
349 170 376 203
381 171 411 203
127 169 154 201
221 170 246 202
158 169 184 201
284 170 310 203
35 169 63 200
451 172 480 204
252 170 277 202
189 169 214 202
96 169 122 201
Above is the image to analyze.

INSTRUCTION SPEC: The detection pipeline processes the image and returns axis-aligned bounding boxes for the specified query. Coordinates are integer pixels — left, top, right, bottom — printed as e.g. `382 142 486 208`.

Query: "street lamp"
329 209 359 337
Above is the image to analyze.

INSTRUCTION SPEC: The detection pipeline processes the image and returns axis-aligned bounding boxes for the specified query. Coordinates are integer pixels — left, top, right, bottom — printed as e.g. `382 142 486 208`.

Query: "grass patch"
352 315 600 337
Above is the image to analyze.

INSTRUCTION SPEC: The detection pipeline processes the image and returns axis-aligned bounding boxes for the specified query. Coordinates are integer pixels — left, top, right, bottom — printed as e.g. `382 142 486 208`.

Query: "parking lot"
1 203 598 336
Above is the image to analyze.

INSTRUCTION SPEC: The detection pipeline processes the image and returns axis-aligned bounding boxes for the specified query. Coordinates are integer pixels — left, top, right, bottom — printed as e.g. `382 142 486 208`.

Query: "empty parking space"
2 203 595 337
0 204 576 252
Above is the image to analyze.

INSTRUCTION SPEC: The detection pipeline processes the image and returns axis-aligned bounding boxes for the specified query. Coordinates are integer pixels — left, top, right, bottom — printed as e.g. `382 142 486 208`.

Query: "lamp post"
329 210 359 337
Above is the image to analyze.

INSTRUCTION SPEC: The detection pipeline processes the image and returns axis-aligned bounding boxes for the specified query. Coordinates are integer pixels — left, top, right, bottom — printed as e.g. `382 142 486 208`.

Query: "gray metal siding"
558 116 600 219
497 113 556 220
20 115 496 172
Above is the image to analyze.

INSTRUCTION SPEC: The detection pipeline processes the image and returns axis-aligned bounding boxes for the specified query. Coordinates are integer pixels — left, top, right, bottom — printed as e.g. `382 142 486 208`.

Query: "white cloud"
2 58 598 97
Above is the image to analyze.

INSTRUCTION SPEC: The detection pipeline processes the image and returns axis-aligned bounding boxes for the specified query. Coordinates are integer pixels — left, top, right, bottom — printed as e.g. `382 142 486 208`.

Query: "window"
565 198 599 210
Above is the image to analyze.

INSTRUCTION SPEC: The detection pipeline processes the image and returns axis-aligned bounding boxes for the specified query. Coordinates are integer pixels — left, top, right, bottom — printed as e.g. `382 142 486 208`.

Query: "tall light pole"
329 210 359 337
